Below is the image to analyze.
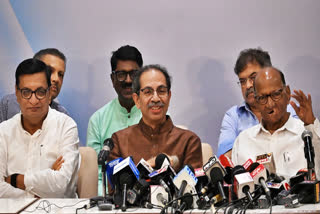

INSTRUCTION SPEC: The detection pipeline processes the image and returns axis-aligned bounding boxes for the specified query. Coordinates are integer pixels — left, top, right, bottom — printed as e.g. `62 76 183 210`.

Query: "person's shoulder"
237 123 260 139
0 113 20 131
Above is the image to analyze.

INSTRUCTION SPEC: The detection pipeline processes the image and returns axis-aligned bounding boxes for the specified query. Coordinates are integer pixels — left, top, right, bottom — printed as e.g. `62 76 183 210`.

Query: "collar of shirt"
18 107 52 136
138 115 173 136
255 115 299 136
116 98 139 116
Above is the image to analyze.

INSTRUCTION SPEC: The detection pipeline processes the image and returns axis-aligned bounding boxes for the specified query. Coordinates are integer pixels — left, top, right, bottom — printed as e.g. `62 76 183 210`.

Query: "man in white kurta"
0 58 79 198
232 67 320 180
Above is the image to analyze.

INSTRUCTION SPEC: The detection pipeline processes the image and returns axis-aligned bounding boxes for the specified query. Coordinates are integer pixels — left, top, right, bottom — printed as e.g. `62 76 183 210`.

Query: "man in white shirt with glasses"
0 58 79 198
232 66 320 180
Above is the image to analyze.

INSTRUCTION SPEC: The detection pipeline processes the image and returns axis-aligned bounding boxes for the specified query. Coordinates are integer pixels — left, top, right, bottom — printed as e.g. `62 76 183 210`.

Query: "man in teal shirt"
86 45 143 195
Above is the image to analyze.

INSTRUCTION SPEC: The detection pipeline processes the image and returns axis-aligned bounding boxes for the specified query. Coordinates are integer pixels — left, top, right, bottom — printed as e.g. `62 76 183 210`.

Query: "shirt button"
128 115 130 118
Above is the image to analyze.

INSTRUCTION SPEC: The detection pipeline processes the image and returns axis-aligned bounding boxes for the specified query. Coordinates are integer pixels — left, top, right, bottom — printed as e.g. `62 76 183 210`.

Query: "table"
0 198 38 214
9 199 320 214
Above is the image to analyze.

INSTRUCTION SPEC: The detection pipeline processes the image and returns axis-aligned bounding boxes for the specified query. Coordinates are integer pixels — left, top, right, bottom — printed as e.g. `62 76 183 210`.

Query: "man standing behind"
0 58 79 198
217 48 296 157
232 67 320 179
0 48 68 122
86 45 143 195
109 64 203 171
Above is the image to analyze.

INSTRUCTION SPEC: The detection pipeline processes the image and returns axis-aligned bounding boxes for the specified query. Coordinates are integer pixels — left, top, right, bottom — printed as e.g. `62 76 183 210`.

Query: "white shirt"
0 108 79 198
232 116 320 180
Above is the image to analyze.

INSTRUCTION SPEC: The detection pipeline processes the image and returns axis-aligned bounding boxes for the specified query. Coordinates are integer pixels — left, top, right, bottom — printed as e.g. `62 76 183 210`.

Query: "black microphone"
174 193 194 214
301 130 315 180
209 168 227 203
119 173 134 212
98 138 114 165
155 153 171 169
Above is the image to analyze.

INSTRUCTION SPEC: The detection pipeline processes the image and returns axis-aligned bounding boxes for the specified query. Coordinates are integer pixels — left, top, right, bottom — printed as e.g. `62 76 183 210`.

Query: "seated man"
232 66 320 179
87 45 143 195
0 58 79 198
109 64 203 171
0 48 68 123
217 48 297 158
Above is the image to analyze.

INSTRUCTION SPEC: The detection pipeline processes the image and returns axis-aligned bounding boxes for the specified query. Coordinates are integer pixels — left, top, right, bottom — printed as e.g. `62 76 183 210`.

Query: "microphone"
113 157 140 209
156 192 168 206
98 138 114 165
173 165 198 197
136 158 154 179
301 130 315 180
126 178 150 205
194 168 209 194
150 185 169 207
155 153 171 169
203 156 227 203
106 157 123 190
232 165 254 201
172 165 198 211
219 154 235 185
119 173 134 211
256 153 276 175
248 162 271 198
174 193 194 214
149 165 176 194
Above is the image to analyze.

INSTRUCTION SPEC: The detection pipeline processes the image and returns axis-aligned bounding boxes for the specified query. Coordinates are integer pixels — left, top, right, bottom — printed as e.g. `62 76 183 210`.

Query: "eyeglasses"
18 87 49 100
139 86 168 98
237 73 257 87
112 70 138 82
255 88 284 105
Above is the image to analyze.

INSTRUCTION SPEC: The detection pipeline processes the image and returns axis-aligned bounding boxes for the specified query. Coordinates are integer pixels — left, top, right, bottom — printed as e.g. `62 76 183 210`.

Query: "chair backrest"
201 143 213 164
77 147 98 198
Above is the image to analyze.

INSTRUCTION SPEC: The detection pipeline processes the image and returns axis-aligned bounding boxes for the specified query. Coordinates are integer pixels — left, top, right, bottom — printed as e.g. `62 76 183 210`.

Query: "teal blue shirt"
86 98 141 195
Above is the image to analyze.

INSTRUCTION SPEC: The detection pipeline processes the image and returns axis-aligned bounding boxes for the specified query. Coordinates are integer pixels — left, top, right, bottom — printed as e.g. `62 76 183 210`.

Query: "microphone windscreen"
210 167 224 183
232 165 246 176
103 138 114 150
301 130 313 140
247 162 260 173
155 153 170 169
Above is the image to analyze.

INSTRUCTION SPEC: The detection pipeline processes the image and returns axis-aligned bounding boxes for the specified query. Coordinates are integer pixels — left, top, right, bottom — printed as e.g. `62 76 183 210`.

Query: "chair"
77 147 98 198
201 143 213 164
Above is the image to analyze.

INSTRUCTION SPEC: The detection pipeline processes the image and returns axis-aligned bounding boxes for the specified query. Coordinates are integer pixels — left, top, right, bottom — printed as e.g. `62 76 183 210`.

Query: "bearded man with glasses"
0 58 79 198
232 67 320 180
87 45 143 195
108 64 203 174
217 48 297 158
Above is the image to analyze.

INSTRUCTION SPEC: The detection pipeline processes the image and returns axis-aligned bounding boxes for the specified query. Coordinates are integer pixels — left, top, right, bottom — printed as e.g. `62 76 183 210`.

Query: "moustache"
121 82 132 89
148 102 165 108
245 88 255 97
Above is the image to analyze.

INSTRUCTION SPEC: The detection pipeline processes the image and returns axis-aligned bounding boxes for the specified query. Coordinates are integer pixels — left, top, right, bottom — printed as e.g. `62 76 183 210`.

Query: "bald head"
254 66 286 92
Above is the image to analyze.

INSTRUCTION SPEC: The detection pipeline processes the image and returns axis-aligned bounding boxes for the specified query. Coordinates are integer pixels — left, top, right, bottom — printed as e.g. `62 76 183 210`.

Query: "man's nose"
151 91 161 102
125 73 132 83
265 96 275 108
51 72 58 83
29 93 39 105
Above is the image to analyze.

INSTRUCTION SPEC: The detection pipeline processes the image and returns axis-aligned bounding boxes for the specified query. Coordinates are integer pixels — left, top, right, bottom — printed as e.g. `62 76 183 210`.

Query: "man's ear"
110 73 116 87
285 85 291 103
132 93 140 109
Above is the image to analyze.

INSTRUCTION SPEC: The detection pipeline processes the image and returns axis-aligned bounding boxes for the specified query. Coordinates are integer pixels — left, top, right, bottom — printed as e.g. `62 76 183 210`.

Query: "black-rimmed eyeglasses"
18 87 49 100
255 87 285 105
112 70 138 82
139 86 168 98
